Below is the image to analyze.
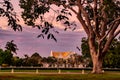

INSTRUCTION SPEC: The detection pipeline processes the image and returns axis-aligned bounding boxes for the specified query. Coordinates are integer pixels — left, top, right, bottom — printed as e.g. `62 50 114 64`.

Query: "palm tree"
5 40 18 54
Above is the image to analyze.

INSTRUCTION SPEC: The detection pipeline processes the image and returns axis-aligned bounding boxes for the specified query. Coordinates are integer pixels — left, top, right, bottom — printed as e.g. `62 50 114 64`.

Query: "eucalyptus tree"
19 0 120 73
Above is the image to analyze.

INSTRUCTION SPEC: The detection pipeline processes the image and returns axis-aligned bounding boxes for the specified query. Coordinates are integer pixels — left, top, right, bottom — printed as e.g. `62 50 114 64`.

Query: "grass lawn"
0 71 120 80
0 69 86 73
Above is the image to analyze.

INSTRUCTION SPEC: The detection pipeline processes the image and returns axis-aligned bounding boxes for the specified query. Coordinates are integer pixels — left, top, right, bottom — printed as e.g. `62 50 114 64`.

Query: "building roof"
51 51 75 59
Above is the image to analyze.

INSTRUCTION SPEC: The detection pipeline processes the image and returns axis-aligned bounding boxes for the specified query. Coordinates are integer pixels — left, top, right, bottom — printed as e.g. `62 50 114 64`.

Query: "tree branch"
109 17 120 26
102 21 120 54
76 0 90 35
77 11 90 36
100 0 104 4
101 7 107 37
93 0 101 39
109 21 120 36
100 17 120 41
51 1 78 15
77 0 93 32
102 34 114 56
114 29 120 38
100 22 115 41
62 4 78 15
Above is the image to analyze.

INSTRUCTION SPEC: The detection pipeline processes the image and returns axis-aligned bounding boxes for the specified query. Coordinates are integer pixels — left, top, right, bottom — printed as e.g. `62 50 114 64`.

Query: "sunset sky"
0 0 87 57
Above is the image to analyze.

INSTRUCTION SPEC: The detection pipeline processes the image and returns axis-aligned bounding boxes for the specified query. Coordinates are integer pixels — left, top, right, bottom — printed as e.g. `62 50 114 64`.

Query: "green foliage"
81 37 120 68
103 38 120 68
85 6 94 19
29 52 42 66
19 0 50 26
81 37 90 58
103 0 120 23
0 0 22 31
19 0 77 42
21 52 43 66
41 56 57 64
31 52 41 58
0 49 4 65
5 40 18 54
0 49 13 65
81 38 92 66
0 40 19 66
11 57 23 66
46 56 57 64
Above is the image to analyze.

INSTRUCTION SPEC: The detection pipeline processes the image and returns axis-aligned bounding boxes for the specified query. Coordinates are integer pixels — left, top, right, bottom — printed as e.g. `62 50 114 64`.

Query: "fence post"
82 69 85 74
102 70 105 73
58 69 61 74
11 68 14 73
36 69 39 74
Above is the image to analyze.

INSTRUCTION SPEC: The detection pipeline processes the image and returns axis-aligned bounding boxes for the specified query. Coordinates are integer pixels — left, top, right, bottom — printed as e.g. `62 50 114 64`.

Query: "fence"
0 67 120 74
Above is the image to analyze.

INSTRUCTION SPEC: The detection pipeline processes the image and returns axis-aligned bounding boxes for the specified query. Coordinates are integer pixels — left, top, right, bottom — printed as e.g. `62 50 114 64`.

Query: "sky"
0 0 87 57
0 28 86 57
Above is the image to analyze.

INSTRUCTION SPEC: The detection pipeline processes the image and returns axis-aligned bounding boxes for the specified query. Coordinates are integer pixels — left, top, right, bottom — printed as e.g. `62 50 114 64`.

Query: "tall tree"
81 37 120 68
19 0 120 73
29 52 42 66
5 40 18 54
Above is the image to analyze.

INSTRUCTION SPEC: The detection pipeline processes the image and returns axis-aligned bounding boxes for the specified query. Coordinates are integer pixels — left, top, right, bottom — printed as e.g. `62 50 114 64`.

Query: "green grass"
0 69 58 72
0 69 119 73
0 71 120 80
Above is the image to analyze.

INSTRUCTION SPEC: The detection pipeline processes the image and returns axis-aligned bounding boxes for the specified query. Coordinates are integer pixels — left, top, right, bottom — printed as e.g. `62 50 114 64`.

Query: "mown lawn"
0 71 120 80
0 69 86 73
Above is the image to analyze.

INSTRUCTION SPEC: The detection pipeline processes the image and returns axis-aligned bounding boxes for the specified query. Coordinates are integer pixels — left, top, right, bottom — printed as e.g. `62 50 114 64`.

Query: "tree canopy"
0 0 22 31
0 49 13 65
19 0 120 73
5 40 18 54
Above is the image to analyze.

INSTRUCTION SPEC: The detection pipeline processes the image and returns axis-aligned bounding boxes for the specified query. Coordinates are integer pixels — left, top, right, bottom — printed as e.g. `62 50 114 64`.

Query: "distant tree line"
0 37 120 68
0 40 86 67
0 51 88 67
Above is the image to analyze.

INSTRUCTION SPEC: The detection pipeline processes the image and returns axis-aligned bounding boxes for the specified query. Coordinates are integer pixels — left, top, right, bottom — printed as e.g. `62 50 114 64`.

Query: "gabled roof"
51 51 75 59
